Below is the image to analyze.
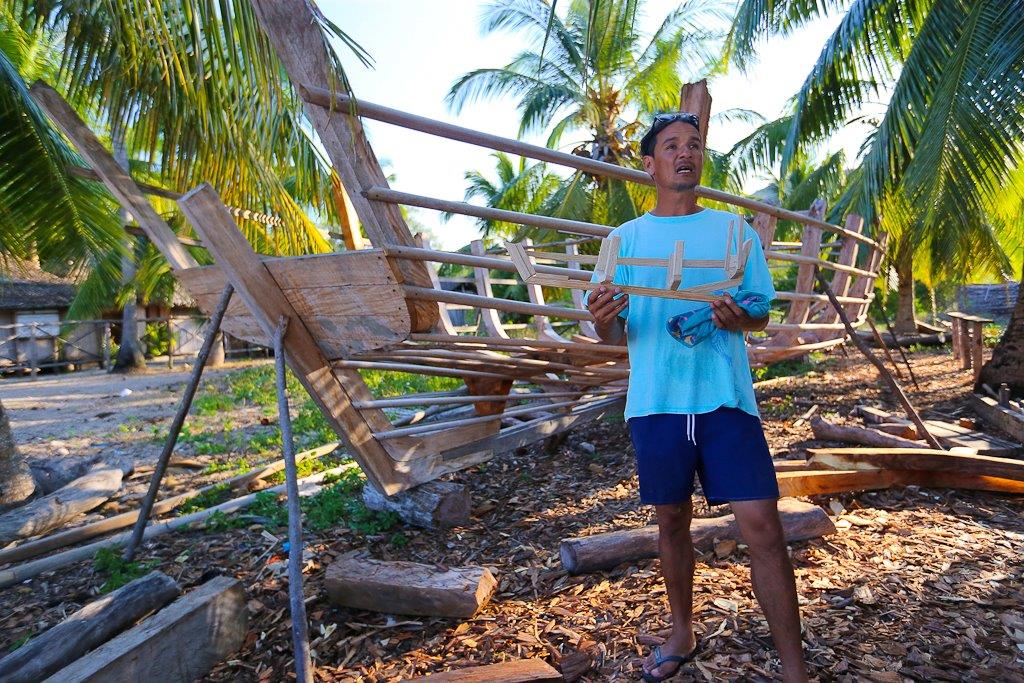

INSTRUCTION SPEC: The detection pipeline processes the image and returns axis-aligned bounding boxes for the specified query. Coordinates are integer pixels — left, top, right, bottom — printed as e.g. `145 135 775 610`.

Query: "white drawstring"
686 414 697 445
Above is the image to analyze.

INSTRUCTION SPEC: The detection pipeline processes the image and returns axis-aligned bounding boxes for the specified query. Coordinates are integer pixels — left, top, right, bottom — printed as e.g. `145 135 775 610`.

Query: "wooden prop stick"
273 316 314 683
813 268 943 450
123 284 233 563
867 318 904 381
872 291 920 390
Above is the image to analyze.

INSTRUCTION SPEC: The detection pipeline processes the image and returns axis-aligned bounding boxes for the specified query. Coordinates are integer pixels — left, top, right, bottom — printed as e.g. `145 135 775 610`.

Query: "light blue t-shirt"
583 209 776 420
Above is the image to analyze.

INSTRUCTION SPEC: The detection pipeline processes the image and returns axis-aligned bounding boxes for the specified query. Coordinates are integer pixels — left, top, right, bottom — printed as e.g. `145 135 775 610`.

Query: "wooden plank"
409 659 563 682
325 556 497 618
248 0 438 332
0 572 181 683
29 82 197 272
970 394 1024 444
44 576 246 683
559 498 834 574
807 448 1024 482
177 184 414 494
776 469 898 497
893 470 1024 495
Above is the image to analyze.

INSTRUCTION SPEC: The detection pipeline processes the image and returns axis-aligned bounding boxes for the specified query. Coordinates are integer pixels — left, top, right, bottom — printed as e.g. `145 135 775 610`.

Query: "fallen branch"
559 498 834 574
0 571 180 682
0 465 129 545
0 462 356 589
0 442 342 566
810 416 924 449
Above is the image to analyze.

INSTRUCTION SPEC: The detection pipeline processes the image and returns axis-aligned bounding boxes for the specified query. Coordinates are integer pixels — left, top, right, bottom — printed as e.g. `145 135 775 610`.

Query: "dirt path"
1 350 1022 681
0 359 269 466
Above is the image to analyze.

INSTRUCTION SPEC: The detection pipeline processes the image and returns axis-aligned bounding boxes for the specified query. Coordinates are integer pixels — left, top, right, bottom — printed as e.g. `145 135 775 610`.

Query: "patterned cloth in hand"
666 290 771 347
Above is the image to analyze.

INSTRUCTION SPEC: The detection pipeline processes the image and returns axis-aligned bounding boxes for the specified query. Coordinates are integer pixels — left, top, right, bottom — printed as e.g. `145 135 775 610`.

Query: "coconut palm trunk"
894 247 917 334
0 401 35 511
977 265 1024 394
110 131 147 373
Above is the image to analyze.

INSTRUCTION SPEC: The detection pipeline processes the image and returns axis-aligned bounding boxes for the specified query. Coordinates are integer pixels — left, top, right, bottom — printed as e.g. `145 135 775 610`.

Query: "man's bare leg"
730 499 809 682
643 501 698 678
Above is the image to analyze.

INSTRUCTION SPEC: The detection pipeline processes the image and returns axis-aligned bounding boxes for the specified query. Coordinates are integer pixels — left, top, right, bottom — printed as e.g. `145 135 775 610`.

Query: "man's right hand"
587 285 629 324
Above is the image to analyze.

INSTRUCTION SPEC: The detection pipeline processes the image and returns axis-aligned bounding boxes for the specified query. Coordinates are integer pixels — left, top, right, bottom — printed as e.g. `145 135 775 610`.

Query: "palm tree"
447 0 729 227
727 0 1024 333
0 0 368 500
455 152 562 243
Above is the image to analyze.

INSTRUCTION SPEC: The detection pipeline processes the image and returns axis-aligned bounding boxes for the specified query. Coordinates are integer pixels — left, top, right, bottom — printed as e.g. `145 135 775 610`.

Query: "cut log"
776 469 898 497
362 481 470 529
807 448 1024 482
0 465 128 544
325 556 497 618
409 658 563 682
810 417 924 449
0 571 181 683
559 498 834 574
970 394 1024 443
44 576 246 683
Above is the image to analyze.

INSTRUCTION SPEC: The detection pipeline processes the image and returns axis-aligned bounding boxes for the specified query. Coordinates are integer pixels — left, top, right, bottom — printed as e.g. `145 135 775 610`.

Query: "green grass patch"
230 469 398 535
8 634 30 652
203 456 252 476
93 547 158 593
203 509 250 532
177 483 232 515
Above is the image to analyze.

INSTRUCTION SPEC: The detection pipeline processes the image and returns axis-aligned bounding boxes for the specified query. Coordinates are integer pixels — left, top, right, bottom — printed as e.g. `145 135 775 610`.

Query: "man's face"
641 121 703 193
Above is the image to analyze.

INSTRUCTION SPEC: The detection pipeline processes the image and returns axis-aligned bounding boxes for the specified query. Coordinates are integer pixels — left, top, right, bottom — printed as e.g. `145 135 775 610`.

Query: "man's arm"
587 285 628 344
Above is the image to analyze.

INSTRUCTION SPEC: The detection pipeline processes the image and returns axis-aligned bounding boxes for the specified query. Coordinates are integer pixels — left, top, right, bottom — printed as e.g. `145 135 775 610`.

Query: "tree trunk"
977 265 1024 394
205 331 225 368
111 132 147 374
893 246 917 334
0 401 35 511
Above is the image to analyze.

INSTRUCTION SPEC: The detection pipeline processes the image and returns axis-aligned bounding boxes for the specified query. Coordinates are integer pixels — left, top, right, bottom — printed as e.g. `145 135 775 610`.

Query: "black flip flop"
641 639 702 682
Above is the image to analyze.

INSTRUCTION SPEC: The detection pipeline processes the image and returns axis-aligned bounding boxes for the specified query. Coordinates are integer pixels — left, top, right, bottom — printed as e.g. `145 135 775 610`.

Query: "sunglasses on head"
652 112 700 128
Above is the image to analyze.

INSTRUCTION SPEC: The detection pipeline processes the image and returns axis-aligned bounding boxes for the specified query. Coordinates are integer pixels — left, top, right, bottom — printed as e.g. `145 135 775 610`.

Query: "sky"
319 1 876 249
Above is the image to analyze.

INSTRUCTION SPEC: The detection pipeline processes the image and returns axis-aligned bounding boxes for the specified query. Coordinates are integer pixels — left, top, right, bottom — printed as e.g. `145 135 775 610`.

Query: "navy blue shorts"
628 407 779 506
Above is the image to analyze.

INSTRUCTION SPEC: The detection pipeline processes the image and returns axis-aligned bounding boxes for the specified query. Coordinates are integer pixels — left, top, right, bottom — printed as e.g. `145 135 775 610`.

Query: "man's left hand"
711 294 768 332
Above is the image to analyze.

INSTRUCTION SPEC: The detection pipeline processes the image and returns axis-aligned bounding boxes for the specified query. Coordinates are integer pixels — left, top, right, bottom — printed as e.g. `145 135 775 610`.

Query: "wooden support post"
45 576 247 683
248 0 438 332
951 315 963 362
273 316 314 683
813 268 944 450
0 571 181 683
123 284 233 563
593 235 620 284
362 481 470 529
325 556 498 618
751 212 778 250
970 320 985 381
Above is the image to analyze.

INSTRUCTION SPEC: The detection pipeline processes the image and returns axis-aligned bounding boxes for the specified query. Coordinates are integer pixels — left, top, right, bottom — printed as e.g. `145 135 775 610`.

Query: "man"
584 113 809 682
